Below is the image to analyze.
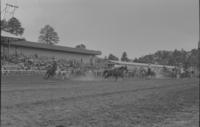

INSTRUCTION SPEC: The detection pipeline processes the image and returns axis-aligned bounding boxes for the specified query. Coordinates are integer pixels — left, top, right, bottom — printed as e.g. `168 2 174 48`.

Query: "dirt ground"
1 75 199 127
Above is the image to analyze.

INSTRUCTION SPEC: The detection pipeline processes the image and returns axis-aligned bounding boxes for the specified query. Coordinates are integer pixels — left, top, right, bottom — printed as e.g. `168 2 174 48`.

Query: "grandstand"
1 31 101 65
1 31 194 79
1 31 103 77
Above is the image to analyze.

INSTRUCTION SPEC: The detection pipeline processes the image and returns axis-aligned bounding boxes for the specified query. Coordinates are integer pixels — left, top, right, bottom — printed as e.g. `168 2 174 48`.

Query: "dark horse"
103 66 128 81
145 67 156 79
44 61 57 79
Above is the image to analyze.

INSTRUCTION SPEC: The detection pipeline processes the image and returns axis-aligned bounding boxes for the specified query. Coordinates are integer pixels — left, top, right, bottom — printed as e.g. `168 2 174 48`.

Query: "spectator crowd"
1 54 197 79
1 54 103 76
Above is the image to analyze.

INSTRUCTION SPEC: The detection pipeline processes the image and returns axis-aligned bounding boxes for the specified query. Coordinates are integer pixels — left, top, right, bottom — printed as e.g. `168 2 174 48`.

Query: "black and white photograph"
1 0 199 127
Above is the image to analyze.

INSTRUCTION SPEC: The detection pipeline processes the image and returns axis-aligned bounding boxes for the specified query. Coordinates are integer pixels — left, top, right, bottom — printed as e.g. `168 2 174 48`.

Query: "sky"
1 0 199 59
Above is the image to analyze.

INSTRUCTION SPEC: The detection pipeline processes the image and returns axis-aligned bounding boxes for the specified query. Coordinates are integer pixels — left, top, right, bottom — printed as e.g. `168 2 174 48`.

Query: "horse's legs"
62 73 66 80
48 72 53 79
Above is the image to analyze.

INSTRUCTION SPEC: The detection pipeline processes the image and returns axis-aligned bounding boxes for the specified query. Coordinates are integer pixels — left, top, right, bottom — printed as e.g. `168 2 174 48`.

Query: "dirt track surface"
1 76 199 127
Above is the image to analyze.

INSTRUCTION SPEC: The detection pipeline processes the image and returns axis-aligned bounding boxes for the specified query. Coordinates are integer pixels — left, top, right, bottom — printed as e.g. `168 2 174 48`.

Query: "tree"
108 54 119 61
76 44 86 49
132 48 198 69
38 25 59 45
121 52 129 62
1 17 24 35
187 49 198 67
1 19 8 30
133 58 138 62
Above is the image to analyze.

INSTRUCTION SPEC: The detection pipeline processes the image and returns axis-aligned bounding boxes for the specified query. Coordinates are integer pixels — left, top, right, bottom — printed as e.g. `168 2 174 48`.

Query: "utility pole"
198 0 199 51
198 0 200 49
6 3 19 17
198 0 200 79
1 3 19 20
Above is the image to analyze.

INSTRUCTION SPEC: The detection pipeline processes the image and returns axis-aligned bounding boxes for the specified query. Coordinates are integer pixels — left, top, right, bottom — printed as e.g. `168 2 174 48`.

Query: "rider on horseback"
52 58 57 72
146 64 156 79
147 66 151 75
44 57 58 79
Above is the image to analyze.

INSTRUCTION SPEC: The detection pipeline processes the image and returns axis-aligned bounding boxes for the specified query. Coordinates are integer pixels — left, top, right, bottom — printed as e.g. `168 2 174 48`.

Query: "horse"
44 66 56 79
103 66 128 81
136 67 155 79
43 62 57 79
145 67 156 79
147 70 156 79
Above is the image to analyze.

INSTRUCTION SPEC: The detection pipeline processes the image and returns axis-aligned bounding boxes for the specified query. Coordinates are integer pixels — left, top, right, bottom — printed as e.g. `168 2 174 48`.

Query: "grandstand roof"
1 31 23 39
108 60 175 69
1 38 101 55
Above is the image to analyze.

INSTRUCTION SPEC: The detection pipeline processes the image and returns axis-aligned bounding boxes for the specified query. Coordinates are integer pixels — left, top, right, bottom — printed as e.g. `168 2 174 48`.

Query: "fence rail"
1 69 46 75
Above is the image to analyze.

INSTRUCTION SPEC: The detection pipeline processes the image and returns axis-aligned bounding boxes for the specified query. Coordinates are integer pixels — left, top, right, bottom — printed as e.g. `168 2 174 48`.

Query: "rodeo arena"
1 31 197 80
1 1 199 126
1 30 199 127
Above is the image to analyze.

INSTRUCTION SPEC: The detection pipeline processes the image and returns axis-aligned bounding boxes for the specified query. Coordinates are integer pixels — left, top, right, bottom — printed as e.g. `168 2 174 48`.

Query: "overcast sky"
1 0 199 58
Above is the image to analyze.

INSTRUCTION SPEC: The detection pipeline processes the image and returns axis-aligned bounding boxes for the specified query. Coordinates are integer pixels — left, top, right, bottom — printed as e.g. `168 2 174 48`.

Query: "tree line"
106 48 198 69
107 52 129 62
134 49 199 69
1 17 24 36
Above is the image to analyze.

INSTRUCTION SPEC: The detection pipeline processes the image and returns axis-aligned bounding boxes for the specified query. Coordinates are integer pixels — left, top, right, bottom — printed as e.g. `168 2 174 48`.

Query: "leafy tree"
134 48 198 69
1 17 24 35
108 54 119 61
76 44 86 49
1 19 8 30
38 25 59 45
121 52 129 62
187 49 198 67
133 58 138 62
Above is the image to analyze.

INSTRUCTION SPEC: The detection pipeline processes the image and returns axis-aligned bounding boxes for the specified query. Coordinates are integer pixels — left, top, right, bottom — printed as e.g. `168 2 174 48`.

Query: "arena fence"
1 68 197 79
1 69 46 76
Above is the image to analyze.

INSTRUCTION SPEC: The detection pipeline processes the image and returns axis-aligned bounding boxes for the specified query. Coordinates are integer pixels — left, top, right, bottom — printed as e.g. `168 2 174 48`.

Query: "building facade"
1 35 101 65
